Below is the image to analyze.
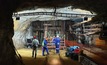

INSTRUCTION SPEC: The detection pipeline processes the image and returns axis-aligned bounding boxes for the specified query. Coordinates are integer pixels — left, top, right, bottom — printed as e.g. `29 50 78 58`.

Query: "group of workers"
31 35 61 58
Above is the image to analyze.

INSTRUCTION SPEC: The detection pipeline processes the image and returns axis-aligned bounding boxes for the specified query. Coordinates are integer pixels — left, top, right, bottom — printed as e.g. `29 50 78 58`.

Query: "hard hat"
57 35 59 37
33 36 36 38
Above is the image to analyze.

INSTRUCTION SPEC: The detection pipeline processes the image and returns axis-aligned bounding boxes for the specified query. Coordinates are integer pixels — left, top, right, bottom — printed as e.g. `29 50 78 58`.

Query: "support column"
44 24 48 38
44 24 51 38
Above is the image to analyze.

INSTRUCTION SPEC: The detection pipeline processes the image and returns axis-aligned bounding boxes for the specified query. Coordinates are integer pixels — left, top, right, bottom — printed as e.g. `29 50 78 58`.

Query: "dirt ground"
17 48 81 65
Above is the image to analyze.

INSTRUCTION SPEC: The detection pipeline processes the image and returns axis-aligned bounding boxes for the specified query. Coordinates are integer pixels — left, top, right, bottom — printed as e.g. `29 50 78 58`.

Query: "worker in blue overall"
54 35 61 54
42 37 49 56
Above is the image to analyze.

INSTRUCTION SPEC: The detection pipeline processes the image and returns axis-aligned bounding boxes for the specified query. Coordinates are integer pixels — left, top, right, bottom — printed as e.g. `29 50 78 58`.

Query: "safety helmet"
33 36 36 38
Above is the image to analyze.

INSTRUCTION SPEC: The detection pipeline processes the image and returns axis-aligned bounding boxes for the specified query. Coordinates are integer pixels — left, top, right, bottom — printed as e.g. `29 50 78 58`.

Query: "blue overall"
54 37 61 54
42 39 49 56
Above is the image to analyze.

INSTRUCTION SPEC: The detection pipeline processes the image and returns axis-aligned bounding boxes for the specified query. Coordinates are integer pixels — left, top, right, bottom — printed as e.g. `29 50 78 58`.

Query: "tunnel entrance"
11 7 93 65
12 7 107 65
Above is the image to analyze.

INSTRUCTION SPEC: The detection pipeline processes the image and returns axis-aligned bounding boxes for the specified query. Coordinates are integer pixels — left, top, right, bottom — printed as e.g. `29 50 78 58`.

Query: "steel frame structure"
13 12 95 18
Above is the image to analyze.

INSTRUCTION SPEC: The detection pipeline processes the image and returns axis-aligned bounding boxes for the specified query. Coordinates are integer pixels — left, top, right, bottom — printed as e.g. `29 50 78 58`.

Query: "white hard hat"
57 35 59 37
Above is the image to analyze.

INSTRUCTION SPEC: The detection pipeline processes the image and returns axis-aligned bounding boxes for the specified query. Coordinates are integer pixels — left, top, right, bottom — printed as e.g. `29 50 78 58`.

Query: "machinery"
65 46 80 60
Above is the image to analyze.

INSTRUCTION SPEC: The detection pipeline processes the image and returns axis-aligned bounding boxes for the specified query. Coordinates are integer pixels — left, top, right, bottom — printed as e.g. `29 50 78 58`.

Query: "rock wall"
0 1 22 64
0 14 20 65
13 19 33 49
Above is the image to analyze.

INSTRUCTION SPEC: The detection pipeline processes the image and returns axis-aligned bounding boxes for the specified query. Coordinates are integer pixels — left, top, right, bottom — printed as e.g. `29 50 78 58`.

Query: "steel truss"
13 12 95 18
